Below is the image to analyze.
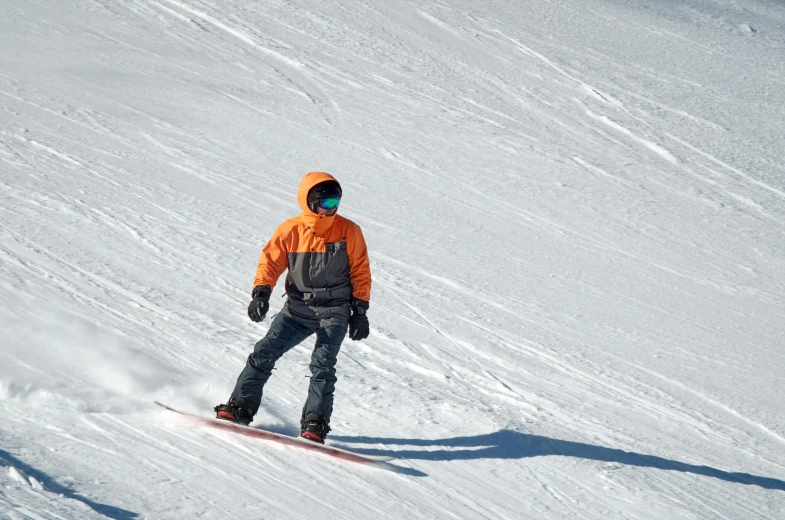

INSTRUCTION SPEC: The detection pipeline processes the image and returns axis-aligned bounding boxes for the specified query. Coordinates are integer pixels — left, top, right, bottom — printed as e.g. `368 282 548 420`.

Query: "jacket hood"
297 171 342 234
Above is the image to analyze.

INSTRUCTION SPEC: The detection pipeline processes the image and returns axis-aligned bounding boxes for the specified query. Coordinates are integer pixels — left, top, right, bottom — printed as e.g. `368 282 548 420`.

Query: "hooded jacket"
253 172 371 327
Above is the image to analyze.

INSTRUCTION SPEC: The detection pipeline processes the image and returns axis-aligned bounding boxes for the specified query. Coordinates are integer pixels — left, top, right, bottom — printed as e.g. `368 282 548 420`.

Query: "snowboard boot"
214 397 253 425
300 413 330 444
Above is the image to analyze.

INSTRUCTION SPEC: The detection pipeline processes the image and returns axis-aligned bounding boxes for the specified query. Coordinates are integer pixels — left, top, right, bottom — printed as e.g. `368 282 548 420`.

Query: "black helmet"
307 181 342 213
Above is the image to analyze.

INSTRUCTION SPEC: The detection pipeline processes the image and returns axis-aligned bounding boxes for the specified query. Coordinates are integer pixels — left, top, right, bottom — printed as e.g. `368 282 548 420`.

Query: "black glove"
247 285 271 322
349 298 370 341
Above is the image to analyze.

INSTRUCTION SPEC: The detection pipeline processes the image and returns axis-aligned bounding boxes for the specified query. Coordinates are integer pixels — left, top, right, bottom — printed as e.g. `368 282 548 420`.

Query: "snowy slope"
2 0 785 518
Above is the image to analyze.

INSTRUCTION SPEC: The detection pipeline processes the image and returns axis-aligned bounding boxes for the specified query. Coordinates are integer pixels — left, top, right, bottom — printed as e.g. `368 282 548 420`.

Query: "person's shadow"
330 430 785 490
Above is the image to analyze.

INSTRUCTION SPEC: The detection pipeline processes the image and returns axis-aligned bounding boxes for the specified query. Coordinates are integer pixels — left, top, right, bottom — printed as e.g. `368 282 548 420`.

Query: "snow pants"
230 312 347 425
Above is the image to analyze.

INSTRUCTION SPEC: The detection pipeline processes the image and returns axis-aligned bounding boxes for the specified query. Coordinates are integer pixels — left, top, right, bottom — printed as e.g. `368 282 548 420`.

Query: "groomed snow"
2 0 784 518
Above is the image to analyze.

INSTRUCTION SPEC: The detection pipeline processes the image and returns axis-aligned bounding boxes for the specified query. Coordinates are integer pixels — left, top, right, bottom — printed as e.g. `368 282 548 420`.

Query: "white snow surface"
2 0 785 518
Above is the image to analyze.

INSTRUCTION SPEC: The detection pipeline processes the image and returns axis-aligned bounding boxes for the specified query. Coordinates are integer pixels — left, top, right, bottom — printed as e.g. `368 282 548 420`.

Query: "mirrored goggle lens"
320 196 341 209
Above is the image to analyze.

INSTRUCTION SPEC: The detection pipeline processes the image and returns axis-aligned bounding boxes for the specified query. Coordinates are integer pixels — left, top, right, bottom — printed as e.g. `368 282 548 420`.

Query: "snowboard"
154 401 394 464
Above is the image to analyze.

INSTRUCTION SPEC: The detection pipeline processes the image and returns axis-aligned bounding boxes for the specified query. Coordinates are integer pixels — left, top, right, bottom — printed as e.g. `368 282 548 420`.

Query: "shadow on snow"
253 424 427 476
0 449 140 519
330 429 785 490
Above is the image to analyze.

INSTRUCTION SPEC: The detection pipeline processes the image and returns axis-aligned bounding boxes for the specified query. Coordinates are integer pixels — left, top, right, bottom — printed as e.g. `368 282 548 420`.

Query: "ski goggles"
319 196 341 210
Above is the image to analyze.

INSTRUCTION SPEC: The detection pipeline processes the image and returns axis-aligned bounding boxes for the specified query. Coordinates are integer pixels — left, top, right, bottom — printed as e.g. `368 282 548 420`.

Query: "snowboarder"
215 172 371 444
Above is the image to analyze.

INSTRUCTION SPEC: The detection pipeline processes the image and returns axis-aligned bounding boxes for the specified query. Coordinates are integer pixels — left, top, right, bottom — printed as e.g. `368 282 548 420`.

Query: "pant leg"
301 322 348 426
232 313 315 415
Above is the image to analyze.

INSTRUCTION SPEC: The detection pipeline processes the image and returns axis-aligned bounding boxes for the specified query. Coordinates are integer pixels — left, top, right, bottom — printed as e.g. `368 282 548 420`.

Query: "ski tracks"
146 0 340 128
367 252 785 481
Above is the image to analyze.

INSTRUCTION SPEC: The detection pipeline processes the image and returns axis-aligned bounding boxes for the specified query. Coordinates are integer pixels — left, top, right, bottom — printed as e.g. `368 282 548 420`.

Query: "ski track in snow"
2 0 785 518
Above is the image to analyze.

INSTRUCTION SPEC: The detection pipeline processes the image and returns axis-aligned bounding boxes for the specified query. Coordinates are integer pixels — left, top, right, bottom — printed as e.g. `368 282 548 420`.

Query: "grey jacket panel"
283 241 353 327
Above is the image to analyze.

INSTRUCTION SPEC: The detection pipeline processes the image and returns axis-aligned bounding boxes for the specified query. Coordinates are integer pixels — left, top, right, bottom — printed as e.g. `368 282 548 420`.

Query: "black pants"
231 312 347 425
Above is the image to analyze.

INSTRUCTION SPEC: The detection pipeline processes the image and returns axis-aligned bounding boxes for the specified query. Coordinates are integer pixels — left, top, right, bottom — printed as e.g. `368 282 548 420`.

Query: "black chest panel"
286 241 350 298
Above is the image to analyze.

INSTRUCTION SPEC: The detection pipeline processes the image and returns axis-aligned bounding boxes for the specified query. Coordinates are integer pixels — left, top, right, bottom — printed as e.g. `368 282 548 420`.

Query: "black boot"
300 413 330 444
214 397 253 425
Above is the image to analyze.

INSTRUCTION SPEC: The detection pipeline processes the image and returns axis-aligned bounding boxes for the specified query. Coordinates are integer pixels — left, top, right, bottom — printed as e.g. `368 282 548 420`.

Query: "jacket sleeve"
252 223 289 291
348 224 372 302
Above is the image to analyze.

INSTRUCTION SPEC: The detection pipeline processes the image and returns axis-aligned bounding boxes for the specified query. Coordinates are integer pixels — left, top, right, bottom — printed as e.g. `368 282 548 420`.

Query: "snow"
1 0 784 518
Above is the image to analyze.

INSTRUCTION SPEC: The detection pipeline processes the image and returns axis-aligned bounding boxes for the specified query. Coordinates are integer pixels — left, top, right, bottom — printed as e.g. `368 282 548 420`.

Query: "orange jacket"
253 173 371 318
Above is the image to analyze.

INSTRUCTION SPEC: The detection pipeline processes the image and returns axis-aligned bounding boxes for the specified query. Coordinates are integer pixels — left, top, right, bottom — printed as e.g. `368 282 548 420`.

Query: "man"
215 172 371 444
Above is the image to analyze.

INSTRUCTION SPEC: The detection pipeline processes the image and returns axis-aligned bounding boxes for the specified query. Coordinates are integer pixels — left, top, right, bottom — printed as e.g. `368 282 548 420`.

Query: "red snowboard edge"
154 401 394 464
